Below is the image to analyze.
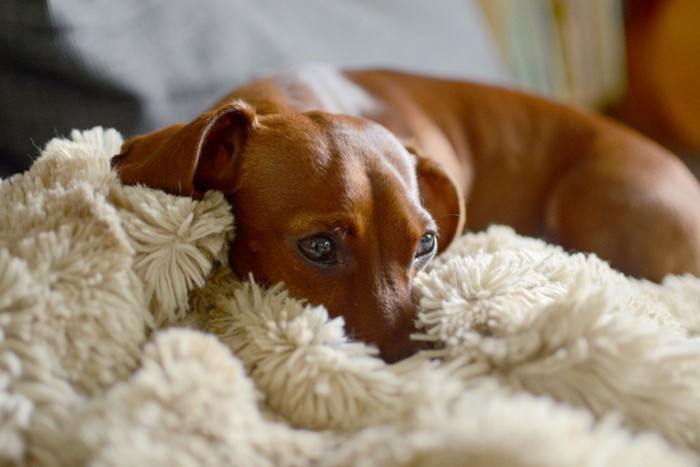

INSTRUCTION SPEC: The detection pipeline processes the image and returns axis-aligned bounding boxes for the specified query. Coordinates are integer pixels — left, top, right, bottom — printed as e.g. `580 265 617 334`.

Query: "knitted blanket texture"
2 128 700 466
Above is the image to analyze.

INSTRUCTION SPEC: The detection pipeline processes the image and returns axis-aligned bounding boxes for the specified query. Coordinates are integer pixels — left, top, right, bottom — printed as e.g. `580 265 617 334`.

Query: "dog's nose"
375 303 426 363
379 338 425 363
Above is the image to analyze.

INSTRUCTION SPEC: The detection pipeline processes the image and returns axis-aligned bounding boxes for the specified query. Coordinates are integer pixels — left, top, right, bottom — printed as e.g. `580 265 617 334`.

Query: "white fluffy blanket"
3 128 700 466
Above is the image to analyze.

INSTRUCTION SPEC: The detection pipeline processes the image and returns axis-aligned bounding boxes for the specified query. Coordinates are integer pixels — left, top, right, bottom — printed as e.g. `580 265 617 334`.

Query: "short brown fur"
113 68 700 361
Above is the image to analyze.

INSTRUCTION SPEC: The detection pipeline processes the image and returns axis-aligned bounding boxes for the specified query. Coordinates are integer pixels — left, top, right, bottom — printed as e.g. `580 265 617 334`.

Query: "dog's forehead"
241 112 427 226
256 111 418 187
318 115 422 213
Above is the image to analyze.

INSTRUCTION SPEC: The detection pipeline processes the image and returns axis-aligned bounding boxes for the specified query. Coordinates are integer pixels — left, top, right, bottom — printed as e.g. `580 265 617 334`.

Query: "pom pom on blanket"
1 128 699 466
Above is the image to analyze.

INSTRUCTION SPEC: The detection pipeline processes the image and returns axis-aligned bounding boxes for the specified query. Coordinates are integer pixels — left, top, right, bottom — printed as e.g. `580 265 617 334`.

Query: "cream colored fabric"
1 128 699 466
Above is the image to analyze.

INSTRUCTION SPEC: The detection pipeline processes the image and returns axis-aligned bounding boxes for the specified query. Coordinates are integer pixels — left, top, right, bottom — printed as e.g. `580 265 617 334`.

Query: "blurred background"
1 0 698 176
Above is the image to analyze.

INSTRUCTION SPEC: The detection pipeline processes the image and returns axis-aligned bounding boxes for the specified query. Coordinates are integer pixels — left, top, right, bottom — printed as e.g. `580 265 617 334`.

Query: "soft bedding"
2 128 700 466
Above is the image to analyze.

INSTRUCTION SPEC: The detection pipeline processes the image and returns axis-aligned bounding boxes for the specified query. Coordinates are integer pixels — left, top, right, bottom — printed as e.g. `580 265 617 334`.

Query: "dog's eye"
415 233 437 259
298 234 338 264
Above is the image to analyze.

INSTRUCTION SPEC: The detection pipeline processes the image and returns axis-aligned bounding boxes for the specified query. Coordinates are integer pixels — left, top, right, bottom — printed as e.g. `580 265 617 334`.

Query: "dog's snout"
375 301 425 363
380 338 424 363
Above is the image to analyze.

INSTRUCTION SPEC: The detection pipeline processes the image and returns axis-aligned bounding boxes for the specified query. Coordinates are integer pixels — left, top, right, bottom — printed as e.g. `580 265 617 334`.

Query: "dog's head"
113 102 464 362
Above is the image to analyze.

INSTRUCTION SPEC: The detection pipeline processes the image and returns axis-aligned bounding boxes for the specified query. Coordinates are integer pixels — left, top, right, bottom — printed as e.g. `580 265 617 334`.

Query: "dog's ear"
112 101 258 197
413 153 466 252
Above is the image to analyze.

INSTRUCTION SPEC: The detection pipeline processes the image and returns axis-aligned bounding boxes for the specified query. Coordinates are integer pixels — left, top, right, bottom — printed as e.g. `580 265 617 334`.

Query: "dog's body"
114 66 700 361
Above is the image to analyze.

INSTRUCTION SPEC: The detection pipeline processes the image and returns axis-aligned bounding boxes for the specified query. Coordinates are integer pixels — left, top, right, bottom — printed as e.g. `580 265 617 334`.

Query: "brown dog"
113 66 700 362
